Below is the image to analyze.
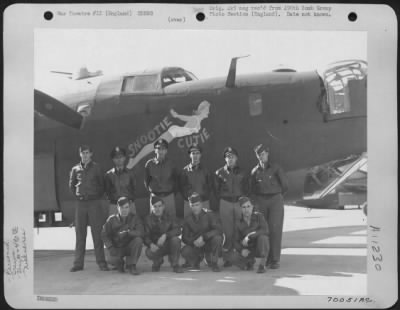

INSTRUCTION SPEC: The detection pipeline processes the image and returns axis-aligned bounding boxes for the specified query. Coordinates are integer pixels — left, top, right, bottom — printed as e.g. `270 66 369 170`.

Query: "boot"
70 266 83 272
116 263 125 273
211 263 221 272
173 265 184 273
129 265 140 275
257 264 266 274
269 262 280 269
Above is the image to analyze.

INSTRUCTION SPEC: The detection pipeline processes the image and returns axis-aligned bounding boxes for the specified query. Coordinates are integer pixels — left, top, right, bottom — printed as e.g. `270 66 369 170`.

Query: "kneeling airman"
101 197 144 275
225 196 270 273
181 192 223 272
144 195 184 273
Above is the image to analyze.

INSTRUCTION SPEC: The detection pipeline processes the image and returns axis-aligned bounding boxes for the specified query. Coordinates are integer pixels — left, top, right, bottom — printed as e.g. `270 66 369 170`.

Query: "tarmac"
34 206 367 296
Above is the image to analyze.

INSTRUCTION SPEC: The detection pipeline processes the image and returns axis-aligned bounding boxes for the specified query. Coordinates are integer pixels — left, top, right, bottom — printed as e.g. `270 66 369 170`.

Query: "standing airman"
215 147 248 266
68 145 108 272
249 144 288 269
144 139 179 219
180 144 214 218
105 146 136 216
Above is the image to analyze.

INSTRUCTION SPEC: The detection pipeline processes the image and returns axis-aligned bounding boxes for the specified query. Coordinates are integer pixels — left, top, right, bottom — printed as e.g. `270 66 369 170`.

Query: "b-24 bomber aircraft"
34 57 367 226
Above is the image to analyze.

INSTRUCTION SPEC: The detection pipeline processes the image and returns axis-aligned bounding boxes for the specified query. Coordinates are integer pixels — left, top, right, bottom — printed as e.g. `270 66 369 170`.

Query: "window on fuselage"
161 71 196 88
248 93 263 116
324 61 367 115
122 75 159 93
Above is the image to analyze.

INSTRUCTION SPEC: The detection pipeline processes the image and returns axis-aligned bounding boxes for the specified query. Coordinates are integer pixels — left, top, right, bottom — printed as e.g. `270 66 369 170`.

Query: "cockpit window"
161 70 196 88
122 75 159 93
323 61 367 115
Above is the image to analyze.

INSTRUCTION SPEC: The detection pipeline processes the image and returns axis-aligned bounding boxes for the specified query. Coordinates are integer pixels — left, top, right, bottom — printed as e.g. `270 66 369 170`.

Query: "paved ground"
34 206 367 295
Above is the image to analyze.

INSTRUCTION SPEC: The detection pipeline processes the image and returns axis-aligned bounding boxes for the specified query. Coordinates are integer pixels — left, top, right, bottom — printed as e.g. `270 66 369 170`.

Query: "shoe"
99 265 110 271
152 264 161 272
181 261 192 268
70 266 83 272
257 264 266 274
211 264 221 272
246 262 254 271
116 264 125 273
193 262 201 270
152 258 163 272
223 261 232 267
129 265 140 275
173 265 184 273
269 262 280 269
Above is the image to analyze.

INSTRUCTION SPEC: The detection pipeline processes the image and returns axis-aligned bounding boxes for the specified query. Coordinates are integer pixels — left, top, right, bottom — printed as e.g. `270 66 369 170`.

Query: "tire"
362 203 367 216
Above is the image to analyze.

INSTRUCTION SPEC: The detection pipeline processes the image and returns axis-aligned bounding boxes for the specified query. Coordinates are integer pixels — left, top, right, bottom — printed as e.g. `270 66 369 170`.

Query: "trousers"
181 235 223 265
107 237 143 266
219 199 241 250
145 236 181 266
225 235 270 268
254 194 284 263
73 199 107 268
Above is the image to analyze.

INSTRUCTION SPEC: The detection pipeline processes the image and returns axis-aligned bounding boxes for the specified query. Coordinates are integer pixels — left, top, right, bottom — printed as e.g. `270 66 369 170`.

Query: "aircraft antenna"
226 55 249 88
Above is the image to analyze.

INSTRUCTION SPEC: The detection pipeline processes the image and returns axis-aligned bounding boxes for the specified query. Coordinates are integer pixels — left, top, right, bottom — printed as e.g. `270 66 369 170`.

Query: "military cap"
188 144 202 154
110 146 127 158
254 144 270 156
238 196 252 206
223 146 238 158
79 144 92 152
188 192 202 205
154 139 168 149
117 197 130 207
150 195 164 206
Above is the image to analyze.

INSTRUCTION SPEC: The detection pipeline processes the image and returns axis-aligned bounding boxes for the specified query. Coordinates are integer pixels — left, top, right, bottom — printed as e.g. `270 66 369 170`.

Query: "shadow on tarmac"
34 224 366 296
283 225 366 248
277 254 365 278
34 250 300 295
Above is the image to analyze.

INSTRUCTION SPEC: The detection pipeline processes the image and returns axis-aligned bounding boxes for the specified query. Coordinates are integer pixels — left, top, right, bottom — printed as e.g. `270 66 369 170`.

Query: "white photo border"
3 3 398 308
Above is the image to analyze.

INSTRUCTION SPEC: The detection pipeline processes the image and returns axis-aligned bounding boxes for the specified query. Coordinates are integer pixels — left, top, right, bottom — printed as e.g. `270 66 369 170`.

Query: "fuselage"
34 62 367 222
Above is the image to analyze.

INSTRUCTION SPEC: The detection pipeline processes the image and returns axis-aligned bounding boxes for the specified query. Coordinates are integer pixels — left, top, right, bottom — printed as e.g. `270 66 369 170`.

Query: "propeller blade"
34 89 83 129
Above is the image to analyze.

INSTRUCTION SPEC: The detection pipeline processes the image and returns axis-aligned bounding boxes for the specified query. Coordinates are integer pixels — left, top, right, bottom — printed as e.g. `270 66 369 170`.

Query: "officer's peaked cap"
254 144 270 156
110 146 127 158
117 197 130 207
223 147 238 158
154 139 168 149
188 144 202 154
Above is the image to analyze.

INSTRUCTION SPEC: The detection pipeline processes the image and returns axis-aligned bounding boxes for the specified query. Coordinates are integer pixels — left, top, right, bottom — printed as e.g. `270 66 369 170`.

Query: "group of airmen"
68 138 288 275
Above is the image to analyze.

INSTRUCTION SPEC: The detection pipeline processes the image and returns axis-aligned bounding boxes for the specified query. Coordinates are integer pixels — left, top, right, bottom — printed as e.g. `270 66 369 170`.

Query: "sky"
35 29 366 80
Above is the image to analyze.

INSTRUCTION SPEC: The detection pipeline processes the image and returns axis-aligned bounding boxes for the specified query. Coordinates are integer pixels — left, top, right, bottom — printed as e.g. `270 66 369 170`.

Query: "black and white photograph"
3 3 397 308
33 27 368 294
